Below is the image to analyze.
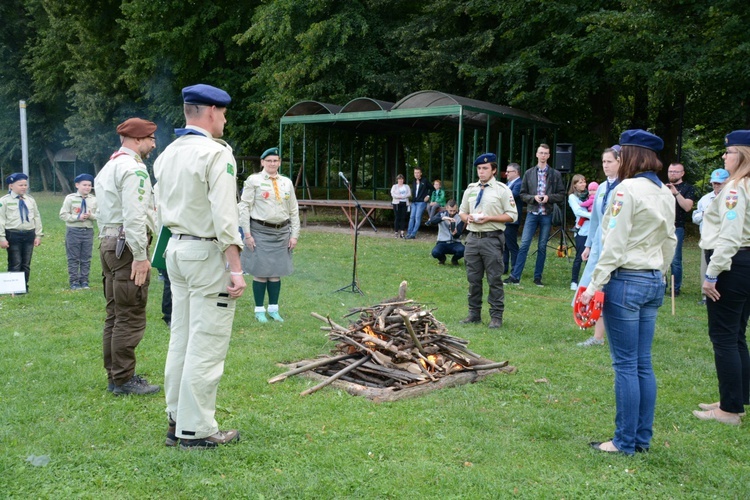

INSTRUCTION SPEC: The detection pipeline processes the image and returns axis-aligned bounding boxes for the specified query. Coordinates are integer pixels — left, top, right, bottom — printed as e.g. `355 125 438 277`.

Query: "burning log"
272 281 515 398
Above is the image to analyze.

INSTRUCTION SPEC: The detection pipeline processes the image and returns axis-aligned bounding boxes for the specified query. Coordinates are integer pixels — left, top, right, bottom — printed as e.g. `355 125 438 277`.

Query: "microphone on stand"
338 172 350 186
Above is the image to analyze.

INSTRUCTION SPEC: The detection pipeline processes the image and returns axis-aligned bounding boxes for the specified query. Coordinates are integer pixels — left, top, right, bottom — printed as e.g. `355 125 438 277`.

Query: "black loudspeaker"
554 143 574 173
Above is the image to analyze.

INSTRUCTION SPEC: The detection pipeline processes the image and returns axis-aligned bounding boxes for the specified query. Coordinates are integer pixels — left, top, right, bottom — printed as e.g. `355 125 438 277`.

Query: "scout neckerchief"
634 171 663 187
271 177 281 201
17 194 30 223
78 196 87 219
474 182 488 209
601 178 620 214
109 149 143 164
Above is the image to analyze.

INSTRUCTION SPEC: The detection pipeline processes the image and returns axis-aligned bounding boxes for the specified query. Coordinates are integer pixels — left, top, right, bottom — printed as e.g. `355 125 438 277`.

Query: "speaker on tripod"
554 143 574 173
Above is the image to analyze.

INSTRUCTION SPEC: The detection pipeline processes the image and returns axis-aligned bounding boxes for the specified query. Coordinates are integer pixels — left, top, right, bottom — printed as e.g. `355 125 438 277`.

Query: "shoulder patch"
610 192 625 217
227 163 235 175
135 170 149 180
725 190 738 210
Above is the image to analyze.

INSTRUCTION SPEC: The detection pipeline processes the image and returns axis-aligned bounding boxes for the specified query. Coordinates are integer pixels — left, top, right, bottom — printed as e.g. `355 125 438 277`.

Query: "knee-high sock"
252 280 268 308
267 280 281 305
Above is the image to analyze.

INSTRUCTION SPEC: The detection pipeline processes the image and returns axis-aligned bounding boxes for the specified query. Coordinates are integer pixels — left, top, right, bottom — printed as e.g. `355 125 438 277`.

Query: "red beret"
116 118 157 138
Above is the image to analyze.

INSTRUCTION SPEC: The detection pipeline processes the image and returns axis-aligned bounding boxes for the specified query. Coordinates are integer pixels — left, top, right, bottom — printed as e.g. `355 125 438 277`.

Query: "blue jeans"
407 202 428 237
432 241 465 264
510 212 551 281
670 227 684 292
603 269 664 455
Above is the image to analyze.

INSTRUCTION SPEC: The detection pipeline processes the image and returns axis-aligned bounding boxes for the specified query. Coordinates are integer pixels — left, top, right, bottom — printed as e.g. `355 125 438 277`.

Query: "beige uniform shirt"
0 192 43 241
459 178 518 232
238 171 301 239
588 177 677 293
699 179 750 277
154 126 243 253
59 193 97 228
94 147 156 261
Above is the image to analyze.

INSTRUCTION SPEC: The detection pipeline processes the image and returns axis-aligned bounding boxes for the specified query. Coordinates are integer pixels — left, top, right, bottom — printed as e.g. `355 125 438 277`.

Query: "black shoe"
533 278 544 287
166 419 178 447
488 317 503 329
437 260 446 265
459 316 481 324
697 299 706 306
503 277 520 285
113 375 161 396
635 445 649 453
180 429 240 450
107 381 114 392
451 259 460 266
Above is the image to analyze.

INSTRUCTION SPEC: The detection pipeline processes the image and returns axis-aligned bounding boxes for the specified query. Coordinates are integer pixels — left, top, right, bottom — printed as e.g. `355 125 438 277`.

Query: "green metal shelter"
279 90 557 203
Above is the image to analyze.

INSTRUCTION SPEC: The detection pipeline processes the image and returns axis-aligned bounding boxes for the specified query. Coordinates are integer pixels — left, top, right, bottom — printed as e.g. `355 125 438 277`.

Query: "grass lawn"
1 192 747 498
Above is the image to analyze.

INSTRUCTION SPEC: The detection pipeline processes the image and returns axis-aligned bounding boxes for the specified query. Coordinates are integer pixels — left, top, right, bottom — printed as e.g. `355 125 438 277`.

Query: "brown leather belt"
469 230 503 239
251 218 290 229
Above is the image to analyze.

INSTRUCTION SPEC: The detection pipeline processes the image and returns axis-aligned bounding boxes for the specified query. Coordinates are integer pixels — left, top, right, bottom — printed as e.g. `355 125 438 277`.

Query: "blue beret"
473 153 497 166
6 172 28 185
182 84 231 107
619 129 664 152
261 147 280 159
710 168 729 183
74 173 95 184
725 130 750 147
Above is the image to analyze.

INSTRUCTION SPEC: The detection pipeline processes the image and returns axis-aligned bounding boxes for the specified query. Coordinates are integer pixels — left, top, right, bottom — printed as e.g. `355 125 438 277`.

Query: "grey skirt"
241 220 294 278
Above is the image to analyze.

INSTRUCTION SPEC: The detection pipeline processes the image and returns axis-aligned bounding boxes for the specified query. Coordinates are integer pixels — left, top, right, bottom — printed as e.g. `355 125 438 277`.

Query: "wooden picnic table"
297 199 393 230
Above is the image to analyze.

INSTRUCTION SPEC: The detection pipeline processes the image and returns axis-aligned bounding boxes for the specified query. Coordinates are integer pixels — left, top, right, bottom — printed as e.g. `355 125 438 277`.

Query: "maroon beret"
116 118 157 138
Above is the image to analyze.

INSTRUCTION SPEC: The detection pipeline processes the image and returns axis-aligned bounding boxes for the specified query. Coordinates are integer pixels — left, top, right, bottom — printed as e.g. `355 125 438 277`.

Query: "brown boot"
488 317 503 329
180 429 240 450
165 419 177 447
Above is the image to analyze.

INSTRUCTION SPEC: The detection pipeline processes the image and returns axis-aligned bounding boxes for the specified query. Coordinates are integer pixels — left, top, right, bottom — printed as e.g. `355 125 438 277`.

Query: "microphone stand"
334 173 377 295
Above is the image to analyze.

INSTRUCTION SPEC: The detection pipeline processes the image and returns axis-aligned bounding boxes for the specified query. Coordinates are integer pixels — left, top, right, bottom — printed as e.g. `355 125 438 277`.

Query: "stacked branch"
270 281 510 396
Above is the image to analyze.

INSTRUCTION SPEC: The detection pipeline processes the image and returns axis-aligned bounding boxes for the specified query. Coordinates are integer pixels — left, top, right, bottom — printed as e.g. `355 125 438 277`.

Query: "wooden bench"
296 199 393 230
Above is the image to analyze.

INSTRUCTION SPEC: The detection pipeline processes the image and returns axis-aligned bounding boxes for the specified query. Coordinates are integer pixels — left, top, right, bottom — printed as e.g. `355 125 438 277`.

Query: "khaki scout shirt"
0 192 43 241
95 147 155 261
700 179 750 277
238 171 301 239
587 177 677 293
153 126 243 253
59 192 97 229
459 178 518 232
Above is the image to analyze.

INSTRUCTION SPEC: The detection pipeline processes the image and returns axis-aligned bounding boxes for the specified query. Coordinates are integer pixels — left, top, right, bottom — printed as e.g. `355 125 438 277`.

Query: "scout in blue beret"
261 147 280 160
61 172 97 290
6 172 28 186
619 129 664 152
725 130 750 147
182 84 232 107
473 153 497 166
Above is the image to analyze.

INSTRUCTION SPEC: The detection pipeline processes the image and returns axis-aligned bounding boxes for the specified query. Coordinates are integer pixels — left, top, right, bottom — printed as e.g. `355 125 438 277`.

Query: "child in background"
427 179 447 218
574 181 598 232
59 173 97 290
0 172 43 291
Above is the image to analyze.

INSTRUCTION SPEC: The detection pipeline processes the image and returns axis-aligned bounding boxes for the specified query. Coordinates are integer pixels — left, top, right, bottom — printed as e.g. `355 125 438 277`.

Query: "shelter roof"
281 90 554 134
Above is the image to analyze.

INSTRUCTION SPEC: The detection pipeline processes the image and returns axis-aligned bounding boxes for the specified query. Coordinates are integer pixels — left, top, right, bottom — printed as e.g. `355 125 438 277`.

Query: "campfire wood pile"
270 282 515 400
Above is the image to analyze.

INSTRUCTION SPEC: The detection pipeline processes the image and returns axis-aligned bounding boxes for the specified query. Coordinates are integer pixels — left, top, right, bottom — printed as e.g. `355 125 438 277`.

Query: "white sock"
267 304 279 313
254 306 266 313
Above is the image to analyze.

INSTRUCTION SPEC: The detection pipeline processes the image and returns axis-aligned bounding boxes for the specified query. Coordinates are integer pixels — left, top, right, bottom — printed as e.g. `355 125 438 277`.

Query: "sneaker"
180 429 240 449
459 315 481 324
70 284 80 291
488 317 503 329
268 311 284 322
534 279 544 287
112 375 161 396
577 336 605 347
81 282 90 289
570 282 578 291
255 312 268 323
503 276 520 285
166 419 178 447
697 298 707 306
